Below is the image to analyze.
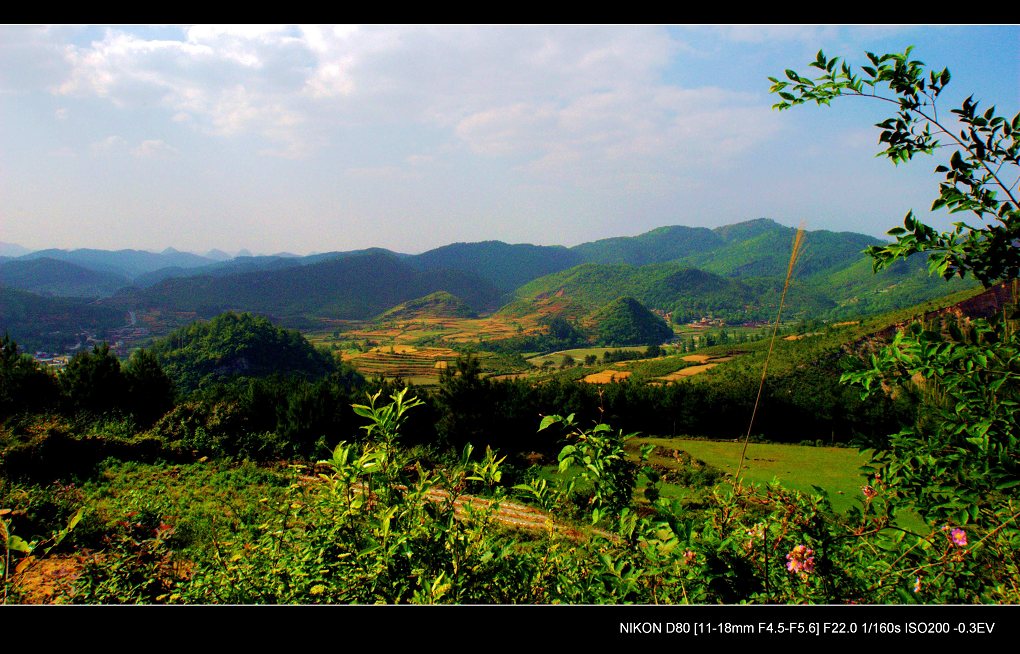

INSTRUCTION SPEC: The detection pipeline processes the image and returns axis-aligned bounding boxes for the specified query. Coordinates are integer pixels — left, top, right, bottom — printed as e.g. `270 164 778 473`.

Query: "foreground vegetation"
2 390 1014 604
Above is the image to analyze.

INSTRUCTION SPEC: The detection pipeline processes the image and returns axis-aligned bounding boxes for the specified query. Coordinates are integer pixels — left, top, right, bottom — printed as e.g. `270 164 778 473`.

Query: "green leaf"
538 415 561 432
8 534 32 553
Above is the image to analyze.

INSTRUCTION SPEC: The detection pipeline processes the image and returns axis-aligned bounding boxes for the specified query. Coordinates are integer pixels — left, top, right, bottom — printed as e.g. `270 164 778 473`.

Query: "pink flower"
861 485 877 500
949 528 967 547
786 544 816 579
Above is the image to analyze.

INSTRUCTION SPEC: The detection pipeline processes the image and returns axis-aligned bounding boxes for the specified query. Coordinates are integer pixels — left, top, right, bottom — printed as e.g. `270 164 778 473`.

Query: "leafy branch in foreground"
770 47 1019 286
771 48 1020 554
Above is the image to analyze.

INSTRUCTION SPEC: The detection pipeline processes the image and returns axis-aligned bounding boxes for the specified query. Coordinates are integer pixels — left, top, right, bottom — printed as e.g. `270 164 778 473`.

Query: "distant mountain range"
0 218 981 349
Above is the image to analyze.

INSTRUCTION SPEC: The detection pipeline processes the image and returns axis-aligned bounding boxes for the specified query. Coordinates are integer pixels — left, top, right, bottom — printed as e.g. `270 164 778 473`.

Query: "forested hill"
0 285 124 352
505 220 978 325
411 241 583 292
571 224 725 265
150 311 348 392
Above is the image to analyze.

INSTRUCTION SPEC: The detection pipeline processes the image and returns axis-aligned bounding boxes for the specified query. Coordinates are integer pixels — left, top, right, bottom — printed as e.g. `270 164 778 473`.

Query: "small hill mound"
377 291 477 321
588 296 673 346
151 311 342 391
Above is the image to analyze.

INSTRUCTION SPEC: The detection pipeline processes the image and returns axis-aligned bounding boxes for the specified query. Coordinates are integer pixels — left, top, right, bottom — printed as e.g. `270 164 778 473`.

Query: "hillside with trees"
587 296 674 346
149 312 345 392
0 258 130 299
0 285 125 352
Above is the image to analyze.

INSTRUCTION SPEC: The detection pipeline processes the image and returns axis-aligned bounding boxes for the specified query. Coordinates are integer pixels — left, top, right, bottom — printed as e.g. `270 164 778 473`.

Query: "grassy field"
526 345 647 367
630 436 873 513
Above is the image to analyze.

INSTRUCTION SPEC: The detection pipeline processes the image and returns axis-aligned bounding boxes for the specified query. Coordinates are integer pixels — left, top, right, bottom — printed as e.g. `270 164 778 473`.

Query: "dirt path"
308 477 616 542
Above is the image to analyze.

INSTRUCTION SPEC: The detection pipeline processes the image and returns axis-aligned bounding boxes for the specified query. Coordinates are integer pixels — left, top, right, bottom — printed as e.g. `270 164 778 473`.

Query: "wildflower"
949 528 967 547
682 549 696 566
744 523 765 550
786 544 815 580
861 485 877 500
913 576 921 593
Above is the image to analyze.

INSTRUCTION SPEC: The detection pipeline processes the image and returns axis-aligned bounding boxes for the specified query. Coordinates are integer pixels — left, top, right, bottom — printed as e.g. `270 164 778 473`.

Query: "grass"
631 436 872 514
526 346 646 367
529 436 878 516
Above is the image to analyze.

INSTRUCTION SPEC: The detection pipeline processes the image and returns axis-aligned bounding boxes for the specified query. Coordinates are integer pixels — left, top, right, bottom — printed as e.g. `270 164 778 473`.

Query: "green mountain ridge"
107 251 503 327
502 262 770 324
0 218 981 349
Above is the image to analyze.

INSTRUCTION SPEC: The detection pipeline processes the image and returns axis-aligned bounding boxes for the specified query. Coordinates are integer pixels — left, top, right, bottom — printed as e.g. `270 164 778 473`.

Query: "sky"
1 24 1017 256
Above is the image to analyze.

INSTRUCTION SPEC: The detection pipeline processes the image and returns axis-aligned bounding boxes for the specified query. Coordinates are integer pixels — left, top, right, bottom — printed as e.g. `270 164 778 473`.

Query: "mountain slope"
108 251 503 325
572 225 724 265
502 262 767 323
413 241 582 293
0 285 125 352
0 258 131 298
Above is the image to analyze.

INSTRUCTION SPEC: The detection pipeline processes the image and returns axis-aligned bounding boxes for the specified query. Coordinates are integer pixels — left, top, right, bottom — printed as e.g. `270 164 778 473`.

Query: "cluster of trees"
3 315 906 483
1 337 173 427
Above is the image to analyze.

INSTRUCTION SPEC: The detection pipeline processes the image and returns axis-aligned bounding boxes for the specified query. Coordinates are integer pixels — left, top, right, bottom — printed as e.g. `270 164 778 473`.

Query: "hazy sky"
1 24 1017 255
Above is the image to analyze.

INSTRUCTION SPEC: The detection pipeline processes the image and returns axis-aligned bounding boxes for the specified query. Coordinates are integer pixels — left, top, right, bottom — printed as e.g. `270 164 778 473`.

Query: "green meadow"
631 436 873 514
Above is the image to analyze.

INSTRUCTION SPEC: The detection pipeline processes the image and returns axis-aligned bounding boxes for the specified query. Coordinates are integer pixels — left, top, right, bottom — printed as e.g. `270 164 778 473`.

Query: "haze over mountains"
0 218 979 351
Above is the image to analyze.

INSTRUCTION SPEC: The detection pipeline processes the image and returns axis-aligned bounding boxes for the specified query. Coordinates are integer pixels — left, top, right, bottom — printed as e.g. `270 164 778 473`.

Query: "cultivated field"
307 314 545 382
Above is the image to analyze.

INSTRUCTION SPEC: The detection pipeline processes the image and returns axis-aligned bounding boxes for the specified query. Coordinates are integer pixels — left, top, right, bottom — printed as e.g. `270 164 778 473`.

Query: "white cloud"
0 26 76 93
455 85 778 187
36 24 778 184
91 135 126 153
132 139 179 158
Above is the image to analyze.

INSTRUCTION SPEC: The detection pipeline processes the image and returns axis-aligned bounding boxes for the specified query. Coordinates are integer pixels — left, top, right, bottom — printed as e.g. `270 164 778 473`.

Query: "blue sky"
1 25 1016 255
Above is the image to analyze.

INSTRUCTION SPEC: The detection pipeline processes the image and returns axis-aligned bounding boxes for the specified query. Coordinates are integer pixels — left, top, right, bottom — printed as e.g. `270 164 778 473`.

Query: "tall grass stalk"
734 225 806 488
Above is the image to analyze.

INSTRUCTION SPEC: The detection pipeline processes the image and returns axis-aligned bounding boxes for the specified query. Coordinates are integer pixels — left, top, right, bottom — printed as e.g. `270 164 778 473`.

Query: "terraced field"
344 345 460 378
581 370 632 383
657 354 737 380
